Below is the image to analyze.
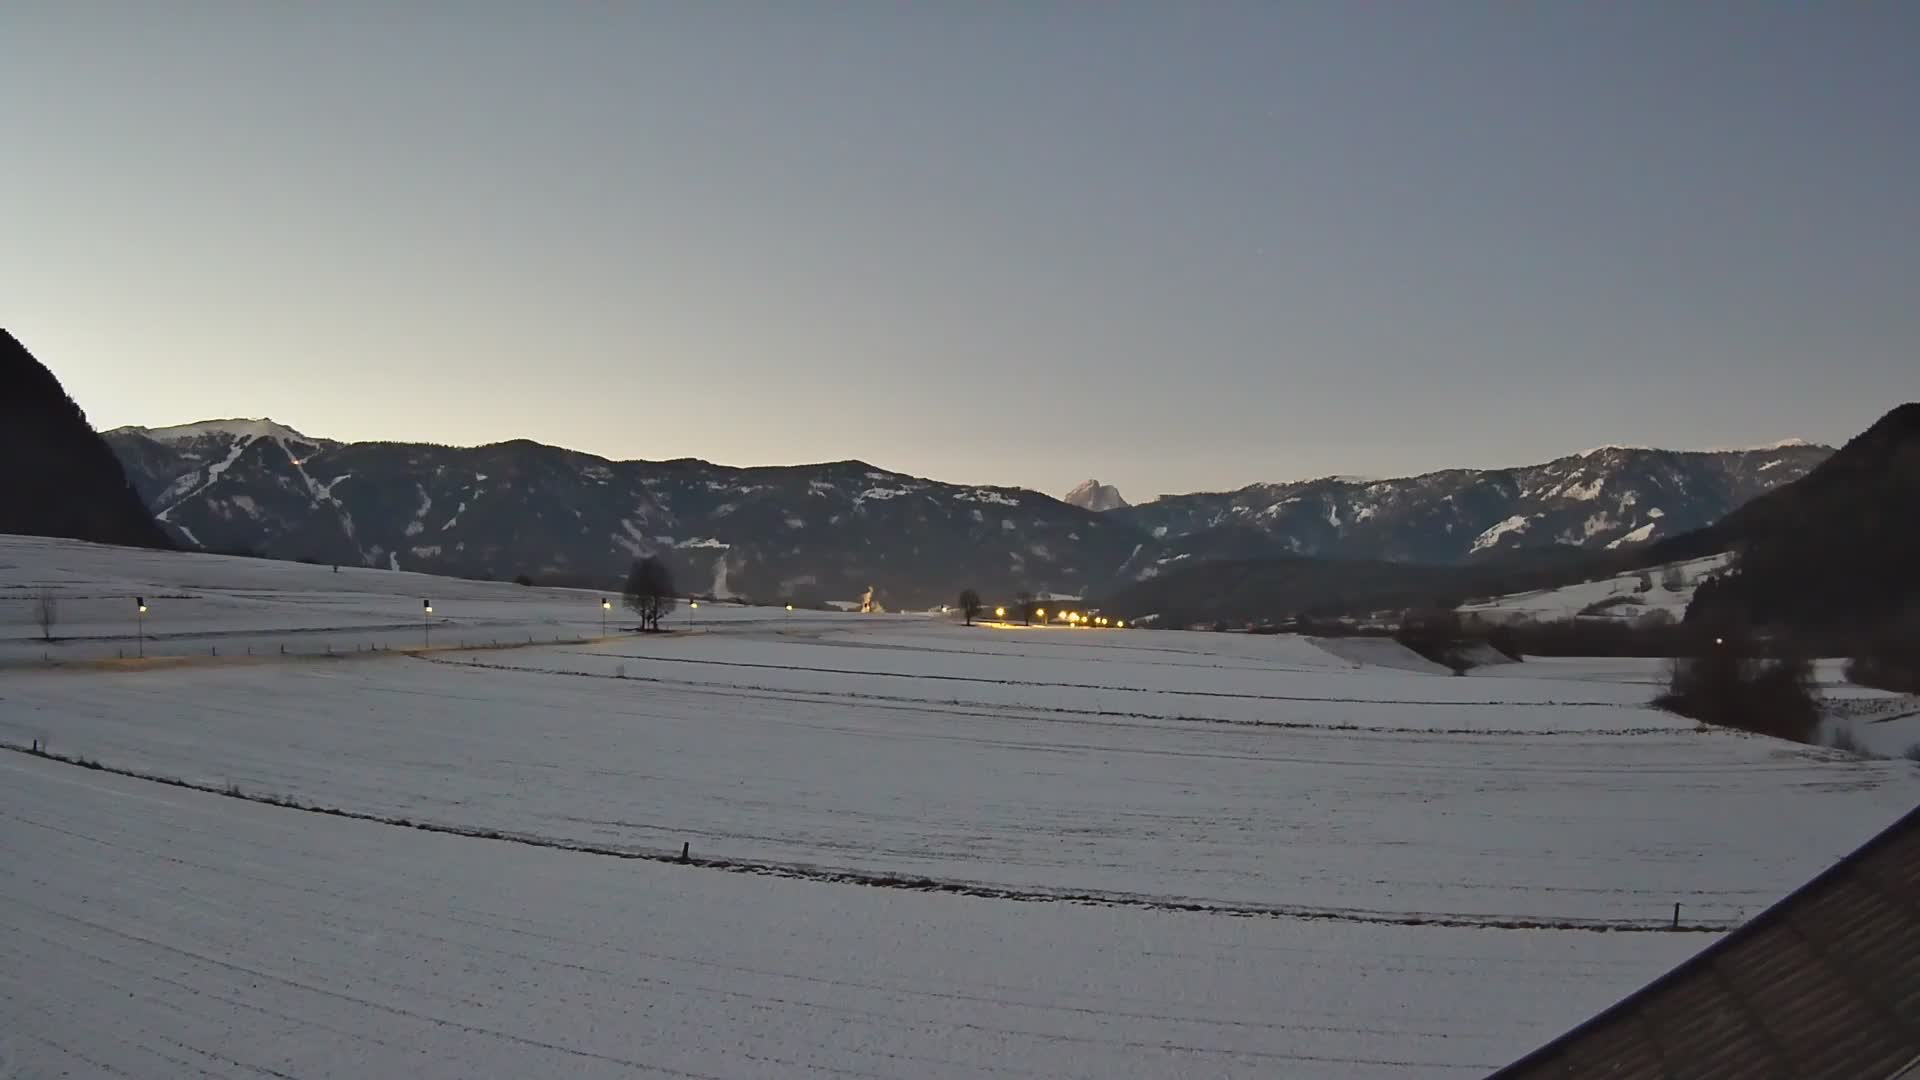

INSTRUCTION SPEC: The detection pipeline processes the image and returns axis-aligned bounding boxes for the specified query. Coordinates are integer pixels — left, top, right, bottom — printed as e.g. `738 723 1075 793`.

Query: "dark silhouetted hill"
1670 403 1920 634
0 330 172 550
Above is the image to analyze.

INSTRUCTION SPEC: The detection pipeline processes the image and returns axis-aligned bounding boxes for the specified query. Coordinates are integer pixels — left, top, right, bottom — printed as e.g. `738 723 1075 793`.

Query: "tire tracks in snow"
423 653 1679 739
556 649 1633 708
1 743 1728 935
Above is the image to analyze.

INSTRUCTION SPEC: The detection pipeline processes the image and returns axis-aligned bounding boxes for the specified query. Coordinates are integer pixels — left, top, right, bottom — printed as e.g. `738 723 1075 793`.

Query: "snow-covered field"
3 535 1917 1077
0 753 1704 1079
0 534 895 663
1457 553 1729 624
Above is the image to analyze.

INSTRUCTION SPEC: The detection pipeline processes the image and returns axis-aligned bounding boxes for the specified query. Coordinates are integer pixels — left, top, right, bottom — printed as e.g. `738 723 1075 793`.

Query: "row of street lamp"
990 605 1124 629
120 592 896 660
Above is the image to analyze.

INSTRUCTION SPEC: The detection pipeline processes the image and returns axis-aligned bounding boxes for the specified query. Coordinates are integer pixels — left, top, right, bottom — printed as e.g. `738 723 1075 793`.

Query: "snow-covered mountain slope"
1063 479 1128 512
1456 554 1731 625
105 421 1828 605
1111 443 1828 579
103 423 1130 609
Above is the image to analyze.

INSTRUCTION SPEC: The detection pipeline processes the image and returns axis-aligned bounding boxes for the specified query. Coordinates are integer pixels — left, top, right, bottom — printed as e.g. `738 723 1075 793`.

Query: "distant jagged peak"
114 417 321 446
1064 479 1128 512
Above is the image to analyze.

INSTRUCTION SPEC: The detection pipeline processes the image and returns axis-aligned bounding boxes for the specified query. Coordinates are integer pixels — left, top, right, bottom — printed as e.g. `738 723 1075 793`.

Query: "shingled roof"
1491 803 1920 1080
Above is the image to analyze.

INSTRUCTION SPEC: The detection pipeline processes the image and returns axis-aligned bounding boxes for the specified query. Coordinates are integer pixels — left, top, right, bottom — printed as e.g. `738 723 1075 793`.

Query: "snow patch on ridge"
1470 515 1531 553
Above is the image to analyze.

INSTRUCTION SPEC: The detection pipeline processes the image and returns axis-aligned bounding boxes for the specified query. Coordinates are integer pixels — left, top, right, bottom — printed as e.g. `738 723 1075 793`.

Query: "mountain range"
101 416 1829 609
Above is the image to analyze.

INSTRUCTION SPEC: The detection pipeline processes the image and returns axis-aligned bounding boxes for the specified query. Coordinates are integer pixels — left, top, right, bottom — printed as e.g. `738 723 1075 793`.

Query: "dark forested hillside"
0 331 171 550
1672 403 1920 634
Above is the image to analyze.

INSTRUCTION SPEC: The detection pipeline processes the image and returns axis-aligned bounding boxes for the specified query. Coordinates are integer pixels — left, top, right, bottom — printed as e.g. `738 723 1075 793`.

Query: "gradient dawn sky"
4 4 1916 500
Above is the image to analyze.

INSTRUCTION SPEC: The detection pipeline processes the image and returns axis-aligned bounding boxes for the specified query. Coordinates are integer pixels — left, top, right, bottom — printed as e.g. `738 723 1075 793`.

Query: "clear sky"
5 4 1915 499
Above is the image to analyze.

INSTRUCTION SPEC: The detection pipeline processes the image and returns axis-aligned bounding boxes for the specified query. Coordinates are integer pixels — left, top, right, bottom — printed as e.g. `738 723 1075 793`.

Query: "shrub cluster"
1653 631 1820 743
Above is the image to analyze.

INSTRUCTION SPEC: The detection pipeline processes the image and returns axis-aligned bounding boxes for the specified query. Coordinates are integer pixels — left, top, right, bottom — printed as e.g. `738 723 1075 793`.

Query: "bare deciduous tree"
1661 565 1686 592
624 557 678 632
33 590 57 642
957 589 983 626
1015 591 1036 626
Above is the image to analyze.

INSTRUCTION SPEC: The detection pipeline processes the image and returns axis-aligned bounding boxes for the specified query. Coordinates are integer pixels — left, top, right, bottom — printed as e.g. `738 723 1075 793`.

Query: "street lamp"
1115 620 1125 629
994 606 1006 620
601 597 610 635
689 600 699 629
423 599 433 648
136 597 147 658
1035 608 1046 623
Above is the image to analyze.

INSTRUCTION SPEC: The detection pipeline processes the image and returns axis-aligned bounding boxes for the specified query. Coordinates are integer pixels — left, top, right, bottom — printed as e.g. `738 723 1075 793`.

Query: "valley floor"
2 535 1916 1076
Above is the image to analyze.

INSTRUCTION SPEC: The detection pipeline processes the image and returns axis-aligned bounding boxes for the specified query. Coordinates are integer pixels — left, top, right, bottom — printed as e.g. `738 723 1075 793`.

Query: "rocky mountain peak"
1064 480 1128 512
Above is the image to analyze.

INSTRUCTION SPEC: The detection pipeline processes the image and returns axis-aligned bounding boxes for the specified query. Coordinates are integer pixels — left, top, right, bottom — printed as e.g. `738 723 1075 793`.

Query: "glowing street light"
601 597 611 635
994 606 1006 619
1035 608 1047 622
1115 620 1125 629
689 600 699 629
423 598 433 648
135 596 147 659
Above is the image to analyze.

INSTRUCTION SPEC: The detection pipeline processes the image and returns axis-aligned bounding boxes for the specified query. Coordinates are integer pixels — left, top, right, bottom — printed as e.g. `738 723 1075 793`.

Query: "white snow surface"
1458 554 1731 624
1469 514 1532 554
0 753 1708 1078
2 534 1918 1076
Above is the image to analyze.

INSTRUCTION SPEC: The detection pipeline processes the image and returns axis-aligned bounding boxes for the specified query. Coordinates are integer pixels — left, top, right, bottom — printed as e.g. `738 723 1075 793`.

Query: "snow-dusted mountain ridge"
104 420 1830 606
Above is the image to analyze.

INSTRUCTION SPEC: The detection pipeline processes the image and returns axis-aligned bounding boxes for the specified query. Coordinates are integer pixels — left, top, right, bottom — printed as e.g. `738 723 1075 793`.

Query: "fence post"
1673 902 1680 928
